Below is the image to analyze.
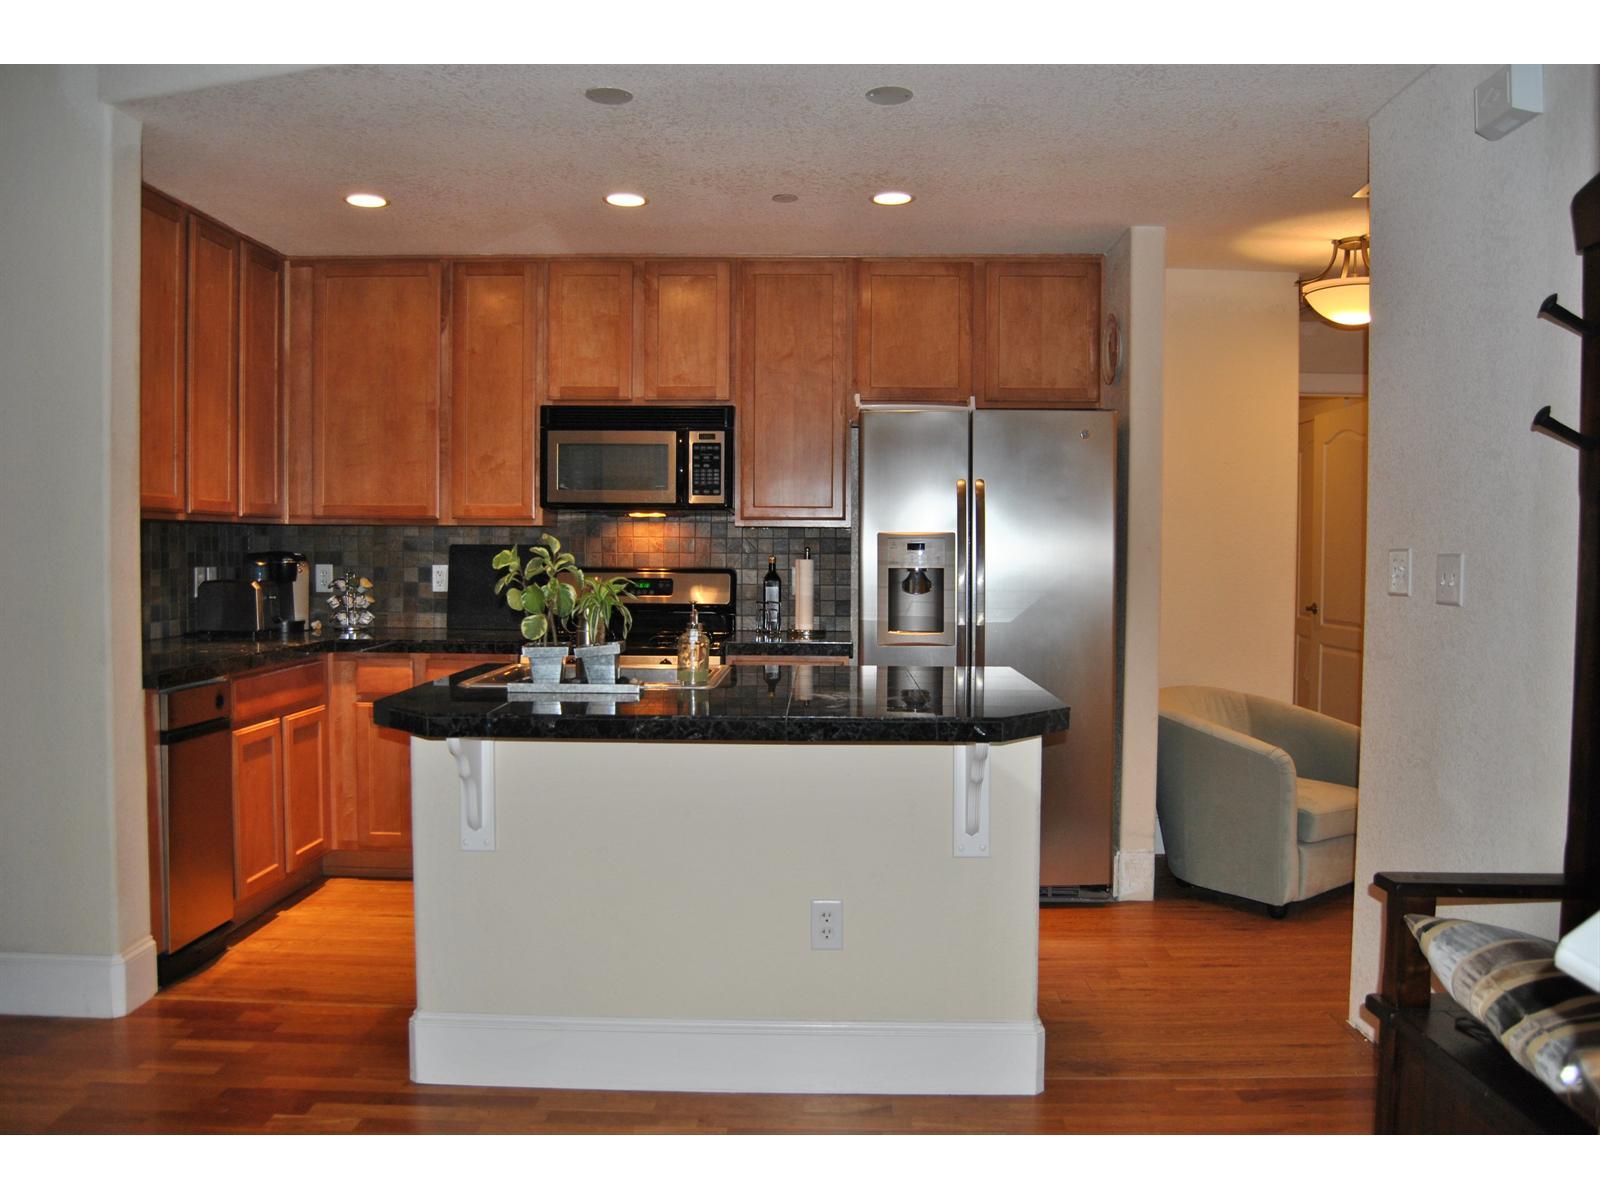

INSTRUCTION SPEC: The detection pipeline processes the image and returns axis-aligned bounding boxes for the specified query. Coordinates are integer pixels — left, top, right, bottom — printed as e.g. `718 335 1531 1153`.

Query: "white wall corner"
0 936 157 1018
1114 849 1155 901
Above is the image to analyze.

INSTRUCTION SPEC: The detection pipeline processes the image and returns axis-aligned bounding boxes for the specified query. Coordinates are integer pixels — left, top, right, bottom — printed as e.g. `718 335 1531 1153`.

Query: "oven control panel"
688 430 726 505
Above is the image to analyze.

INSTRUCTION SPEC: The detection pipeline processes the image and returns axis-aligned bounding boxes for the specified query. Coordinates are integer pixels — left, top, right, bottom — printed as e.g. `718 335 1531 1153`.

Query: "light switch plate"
1387 549 1412 597
432 564 449 592
1436 553 1465 606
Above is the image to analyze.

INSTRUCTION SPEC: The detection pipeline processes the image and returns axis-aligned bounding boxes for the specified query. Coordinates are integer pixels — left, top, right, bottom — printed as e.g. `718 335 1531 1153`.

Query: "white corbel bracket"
953 743 991 858
446 737 496 852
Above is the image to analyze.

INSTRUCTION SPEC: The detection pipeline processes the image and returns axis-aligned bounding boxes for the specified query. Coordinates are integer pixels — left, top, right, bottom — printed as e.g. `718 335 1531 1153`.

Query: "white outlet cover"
1436 553 1465 607
1387 549 1412 597
432 564 449 592
314 563 334 592
810 899 842 950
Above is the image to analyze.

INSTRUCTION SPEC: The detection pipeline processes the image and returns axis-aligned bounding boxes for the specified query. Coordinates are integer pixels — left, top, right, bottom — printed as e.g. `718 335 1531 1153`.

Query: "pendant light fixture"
1298 235 1371 328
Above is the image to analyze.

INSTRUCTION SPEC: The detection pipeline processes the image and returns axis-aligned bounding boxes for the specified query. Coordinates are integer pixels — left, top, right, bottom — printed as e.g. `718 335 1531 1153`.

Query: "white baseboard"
1115 849 1155 900
411 1011 1045 1095
0 935 157 1018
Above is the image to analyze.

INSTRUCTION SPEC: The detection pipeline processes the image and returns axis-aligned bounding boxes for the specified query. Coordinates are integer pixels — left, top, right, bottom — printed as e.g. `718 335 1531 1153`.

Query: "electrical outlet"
811 899 843 950
431 564 449 592
1387 549 1412 597
314 563 334 592
1436 553 1465 607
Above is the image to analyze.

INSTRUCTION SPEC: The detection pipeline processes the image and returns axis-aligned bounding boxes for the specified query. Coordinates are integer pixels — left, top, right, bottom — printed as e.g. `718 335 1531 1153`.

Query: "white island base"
407 738 1044 1095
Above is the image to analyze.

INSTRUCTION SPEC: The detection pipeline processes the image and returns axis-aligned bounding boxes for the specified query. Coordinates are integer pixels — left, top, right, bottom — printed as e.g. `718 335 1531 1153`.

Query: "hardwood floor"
0 871 1374 1134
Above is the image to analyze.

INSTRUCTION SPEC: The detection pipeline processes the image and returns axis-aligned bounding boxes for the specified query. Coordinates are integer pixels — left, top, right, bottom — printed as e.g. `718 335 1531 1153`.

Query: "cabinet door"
855 260 973 403
546 260 632 400
140 189 186 514
282 705 329 873
311 261 442 519
232 718 286 901
737 260 851 523
238 241 284 518
333 659 416 851
639 260 731 400
186 215 240 516
449 261 539 521
981 258 1101 406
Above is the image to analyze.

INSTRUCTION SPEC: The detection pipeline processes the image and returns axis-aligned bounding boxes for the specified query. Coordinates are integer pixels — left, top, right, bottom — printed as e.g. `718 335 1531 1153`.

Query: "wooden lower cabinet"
232 718 286 902
329 657 415 852
282 706 329 872
327 654 517 861
230 660 330 904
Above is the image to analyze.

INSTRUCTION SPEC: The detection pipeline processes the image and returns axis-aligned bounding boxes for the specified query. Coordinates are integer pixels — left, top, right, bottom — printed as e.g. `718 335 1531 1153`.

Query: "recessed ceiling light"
605 192 648 208
772 193 799 204
585 87 634 106
344 193 387 209
866 86 913 106
871 191 914 206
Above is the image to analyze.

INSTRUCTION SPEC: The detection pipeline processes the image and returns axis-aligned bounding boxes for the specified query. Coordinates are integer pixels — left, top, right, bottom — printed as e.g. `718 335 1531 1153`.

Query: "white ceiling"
120 64 1426 271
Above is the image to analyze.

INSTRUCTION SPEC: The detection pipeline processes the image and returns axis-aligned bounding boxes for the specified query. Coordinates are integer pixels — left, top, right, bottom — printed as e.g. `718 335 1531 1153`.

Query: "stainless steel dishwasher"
156 679 235 983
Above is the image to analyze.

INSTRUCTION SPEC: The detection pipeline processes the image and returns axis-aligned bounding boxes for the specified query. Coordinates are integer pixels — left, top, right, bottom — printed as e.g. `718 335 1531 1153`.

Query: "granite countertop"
371 664 1068 744
142 627 530 690
143 629 854 690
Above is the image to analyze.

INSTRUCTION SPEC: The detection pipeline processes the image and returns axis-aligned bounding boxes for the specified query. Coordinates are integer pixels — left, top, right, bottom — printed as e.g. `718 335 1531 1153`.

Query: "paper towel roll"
792 555 815 633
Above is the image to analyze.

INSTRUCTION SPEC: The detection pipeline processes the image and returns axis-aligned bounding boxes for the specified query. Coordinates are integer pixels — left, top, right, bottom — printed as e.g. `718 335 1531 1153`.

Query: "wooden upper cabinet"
238 242 284 519
449 261 539 522
140 189 186 514
737 260 851 524
185 215 241 516
855 260 973 403
546 260 632 400
981 258 1101 407
638 260 731 400
311 261 442 520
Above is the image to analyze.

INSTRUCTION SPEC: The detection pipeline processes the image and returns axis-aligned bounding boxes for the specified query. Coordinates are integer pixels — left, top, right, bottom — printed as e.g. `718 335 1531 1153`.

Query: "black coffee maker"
243 552 311 634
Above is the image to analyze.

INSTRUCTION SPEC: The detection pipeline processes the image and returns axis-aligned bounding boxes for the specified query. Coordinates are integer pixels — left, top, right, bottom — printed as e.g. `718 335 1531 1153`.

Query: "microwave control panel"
688 431 726 505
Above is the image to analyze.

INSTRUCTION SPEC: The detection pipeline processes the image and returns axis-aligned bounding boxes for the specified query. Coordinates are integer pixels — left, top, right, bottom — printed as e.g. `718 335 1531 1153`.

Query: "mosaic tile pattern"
142 513 854 642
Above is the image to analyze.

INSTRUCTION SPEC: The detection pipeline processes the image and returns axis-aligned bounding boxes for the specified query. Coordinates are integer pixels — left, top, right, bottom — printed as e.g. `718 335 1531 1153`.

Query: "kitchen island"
375 663 1067 1095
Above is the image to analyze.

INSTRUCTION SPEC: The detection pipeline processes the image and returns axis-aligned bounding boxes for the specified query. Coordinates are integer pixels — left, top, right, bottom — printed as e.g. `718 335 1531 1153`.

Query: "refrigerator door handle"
974 478 986 667
955 477 969 667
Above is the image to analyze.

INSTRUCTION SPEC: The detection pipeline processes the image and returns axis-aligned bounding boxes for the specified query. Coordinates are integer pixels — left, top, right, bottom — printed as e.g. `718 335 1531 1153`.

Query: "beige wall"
1104 227 1167 899
412 739 1043 1020
1347 64 1597 1031
1300 318 1367 396
1159 269 1300 699
0 67 151 1011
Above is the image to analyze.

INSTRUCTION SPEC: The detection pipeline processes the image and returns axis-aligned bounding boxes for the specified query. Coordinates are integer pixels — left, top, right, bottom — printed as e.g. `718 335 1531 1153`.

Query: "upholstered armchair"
1156 685 1359 916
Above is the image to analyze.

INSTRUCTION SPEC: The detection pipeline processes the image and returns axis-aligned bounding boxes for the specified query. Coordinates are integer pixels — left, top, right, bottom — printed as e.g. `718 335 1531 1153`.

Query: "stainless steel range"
445 547 736 664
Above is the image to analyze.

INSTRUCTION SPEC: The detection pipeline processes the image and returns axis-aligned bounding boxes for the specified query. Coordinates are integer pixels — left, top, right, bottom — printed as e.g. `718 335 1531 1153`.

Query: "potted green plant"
492 536 579 683
572 574 634 683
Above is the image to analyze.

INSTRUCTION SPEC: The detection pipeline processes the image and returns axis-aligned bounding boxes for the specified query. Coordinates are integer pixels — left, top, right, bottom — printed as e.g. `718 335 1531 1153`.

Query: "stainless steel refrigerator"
859 407 1116 891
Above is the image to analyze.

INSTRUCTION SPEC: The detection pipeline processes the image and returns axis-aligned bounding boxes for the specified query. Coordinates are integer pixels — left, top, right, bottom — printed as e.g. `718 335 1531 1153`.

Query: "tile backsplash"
141 512 854 642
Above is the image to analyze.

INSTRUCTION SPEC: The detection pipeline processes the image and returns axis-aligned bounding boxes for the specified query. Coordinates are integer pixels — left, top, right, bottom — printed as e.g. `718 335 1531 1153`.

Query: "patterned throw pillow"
1407 915 1600 1127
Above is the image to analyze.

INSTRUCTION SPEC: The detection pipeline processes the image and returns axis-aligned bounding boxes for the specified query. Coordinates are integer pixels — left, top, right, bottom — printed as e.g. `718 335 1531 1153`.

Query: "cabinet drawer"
233 660 327 726
353 658 416 702
415 653 517 684
165 679 230 727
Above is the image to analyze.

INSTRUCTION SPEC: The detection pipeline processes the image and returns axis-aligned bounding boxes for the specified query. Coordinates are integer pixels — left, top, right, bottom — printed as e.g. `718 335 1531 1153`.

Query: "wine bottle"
762 556 782 639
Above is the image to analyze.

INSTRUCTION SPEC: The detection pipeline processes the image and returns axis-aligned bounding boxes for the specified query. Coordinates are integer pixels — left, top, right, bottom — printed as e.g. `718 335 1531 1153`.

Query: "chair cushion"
1159 685 1251 734
1294 777 1357 843
1407 915 1600 1126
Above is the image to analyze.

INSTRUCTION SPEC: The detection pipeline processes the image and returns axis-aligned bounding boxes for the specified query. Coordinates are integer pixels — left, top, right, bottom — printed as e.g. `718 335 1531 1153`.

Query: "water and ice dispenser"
876 533 956 646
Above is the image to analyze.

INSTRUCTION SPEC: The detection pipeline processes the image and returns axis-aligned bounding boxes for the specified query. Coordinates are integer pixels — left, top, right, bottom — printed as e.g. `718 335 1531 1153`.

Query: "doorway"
1295 396 1367 724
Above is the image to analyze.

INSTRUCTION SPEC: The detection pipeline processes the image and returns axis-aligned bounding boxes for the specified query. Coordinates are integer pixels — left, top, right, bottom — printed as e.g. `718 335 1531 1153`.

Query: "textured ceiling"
122 64 1426 270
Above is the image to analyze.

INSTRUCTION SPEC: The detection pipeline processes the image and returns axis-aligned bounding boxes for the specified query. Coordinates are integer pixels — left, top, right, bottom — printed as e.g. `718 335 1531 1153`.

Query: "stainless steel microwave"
540 405 733 511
